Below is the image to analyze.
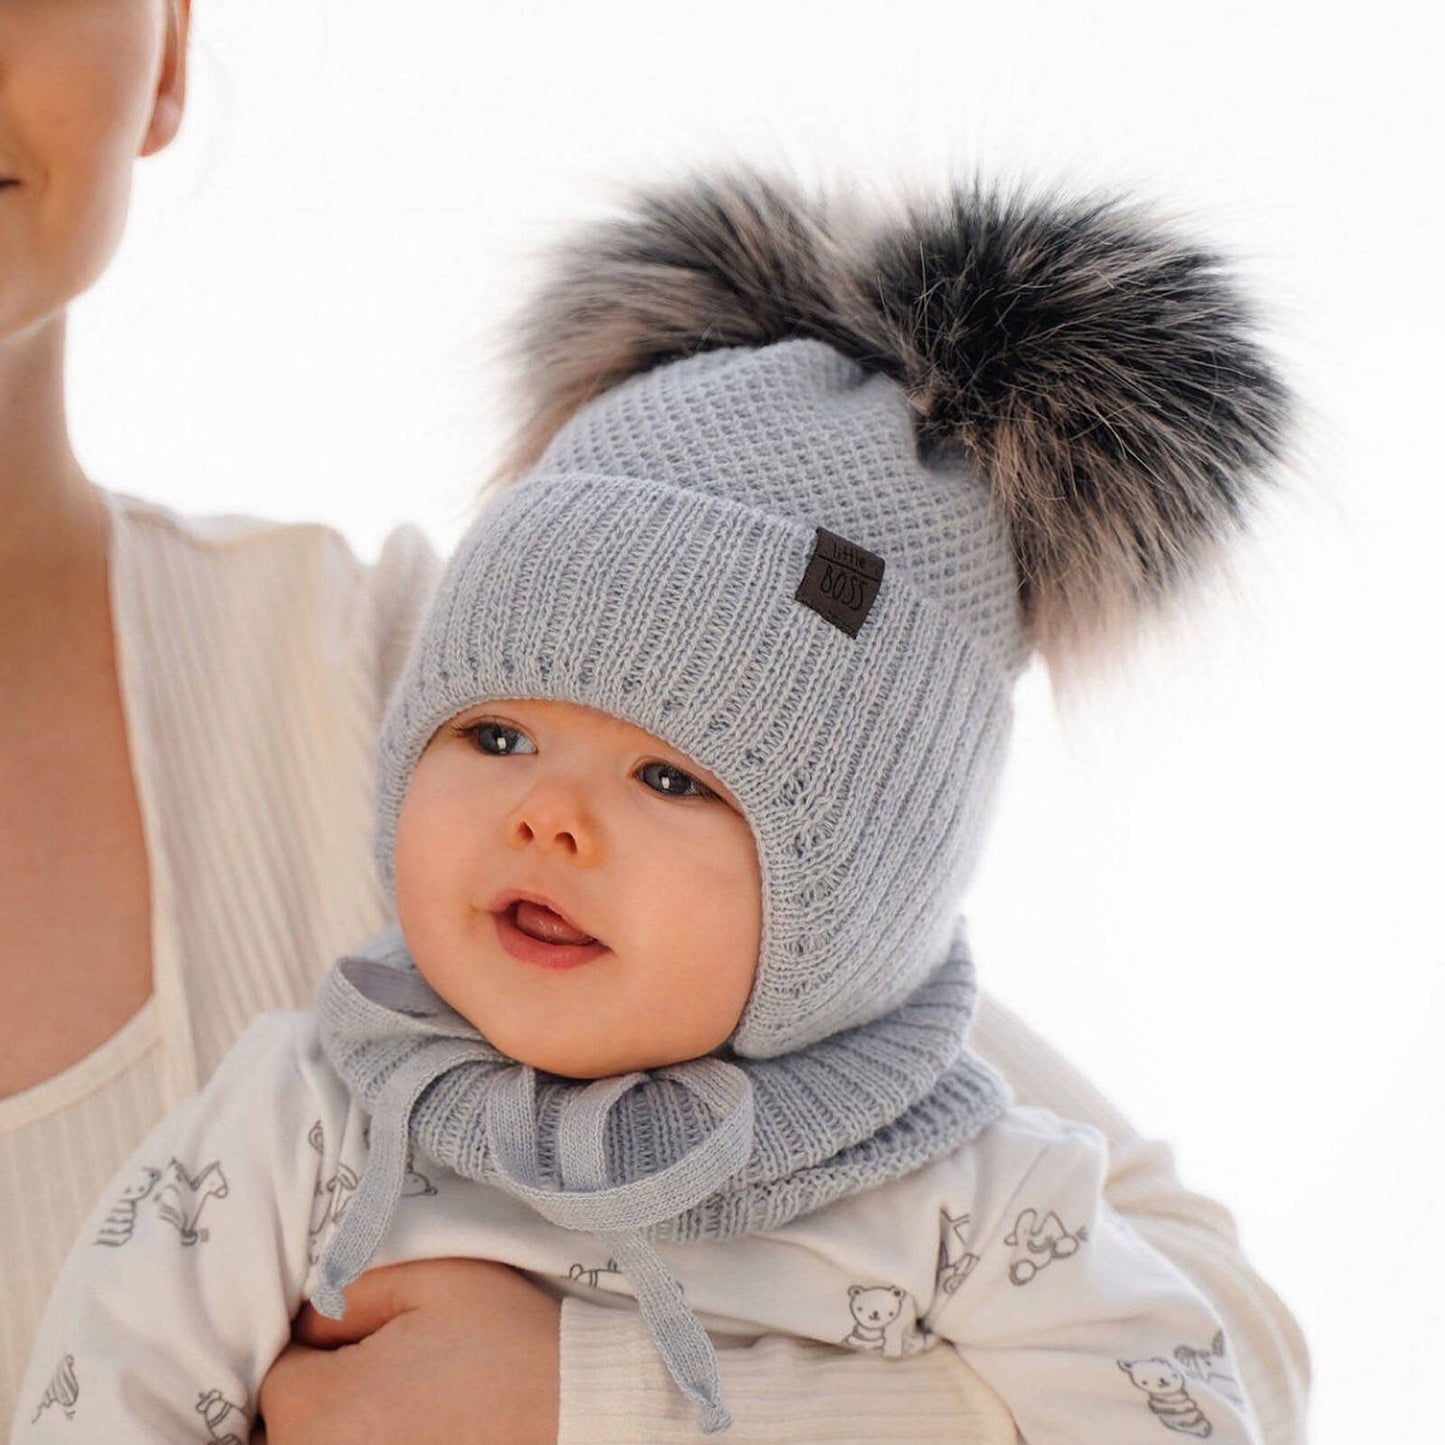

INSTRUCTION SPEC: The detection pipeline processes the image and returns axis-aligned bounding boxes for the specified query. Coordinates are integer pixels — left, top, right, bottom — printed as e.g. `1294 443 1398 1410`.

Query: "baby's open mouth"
488 890 608 970
509 899 597 947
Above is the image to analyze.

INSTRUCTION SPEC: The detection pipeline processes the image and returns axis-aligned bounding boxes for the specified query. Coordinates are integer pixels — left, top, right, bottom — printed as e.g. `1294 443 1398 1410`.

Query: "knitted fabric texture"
313 924 1008 1433
376 340 1027 1058
316 173 1288 1433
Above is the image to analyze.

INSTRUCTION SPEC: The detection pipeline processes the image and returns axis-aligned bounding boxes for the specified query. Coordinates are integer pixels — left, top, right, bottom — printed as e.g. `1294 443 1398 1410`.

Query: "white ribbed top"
0 492 1308 1442
0 491 436 1422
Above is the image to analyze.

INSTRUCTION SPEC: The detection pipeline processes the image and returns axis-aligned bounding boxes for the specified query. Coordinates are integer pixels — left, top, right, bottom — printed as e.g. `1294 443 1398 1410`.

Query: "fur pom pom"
864 188 1290 660
495 173 872 487
496 170 1290 663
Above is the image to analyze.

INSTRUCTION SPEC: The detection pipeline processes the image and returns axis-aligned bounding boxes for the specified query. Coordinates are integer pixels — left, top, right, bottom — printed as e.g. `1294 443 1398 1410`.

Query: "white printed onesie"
14 1012 1261 1444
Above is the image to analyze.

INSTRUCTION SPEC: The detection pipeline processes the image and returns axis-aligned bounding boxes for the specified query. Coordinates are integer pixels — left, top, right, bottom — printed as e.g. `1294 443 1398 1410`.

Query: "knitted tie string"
315 1044 751 1432
311 1038 481 1317
485 1058 755 1229
493 1060 750 1434
314 930 1008 1434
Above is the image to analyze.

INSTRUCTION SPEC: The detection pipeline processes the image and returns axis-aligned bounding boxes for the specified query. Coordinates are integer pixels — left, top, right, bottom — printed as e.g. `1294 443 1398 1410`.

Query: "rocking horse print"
935 1207 981 1296
154 1157 230 1245
307 1121 359 1262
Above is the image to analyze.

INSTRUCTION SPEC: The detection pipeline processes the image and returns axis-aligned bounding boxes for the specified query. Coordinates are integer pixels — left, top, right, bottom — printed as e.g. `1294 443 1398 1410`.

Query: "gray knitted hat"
376 172 1287 1061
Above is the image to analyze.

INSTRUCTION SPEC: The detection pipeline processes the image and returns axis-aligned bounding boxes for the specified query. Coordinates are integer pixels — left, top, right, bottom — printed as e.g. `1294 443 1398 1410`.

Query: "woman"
0 2 1309 1439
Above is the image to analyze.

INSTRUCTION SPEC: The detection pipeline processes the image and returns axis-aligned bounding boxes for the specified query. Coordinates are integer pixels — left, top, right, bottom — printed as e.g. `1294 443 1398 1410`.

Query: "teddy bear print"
936 1208 980 1296
840 1284 925 1357
1003 1206 1086 1285
153 1157 230 1246
842 1285 904 1352
29 1353 79 1424
94 1166 162 1247
1119 1357 1214 1437
195 1387 247 1444
568 1257 622 1289
1174 1330 1244 1408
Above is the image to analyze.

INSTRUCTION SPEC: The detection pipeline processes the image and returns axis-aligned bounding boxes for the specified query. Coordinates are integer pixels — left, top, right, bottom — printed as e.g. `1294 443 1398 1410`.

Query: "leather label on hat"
794 528 885 638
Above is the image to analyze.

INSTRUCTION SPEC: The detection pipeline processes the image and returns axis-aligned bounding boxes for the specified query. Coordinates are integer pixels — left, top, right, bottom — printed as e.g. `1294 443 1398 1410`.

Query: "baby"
14 170 1288 1442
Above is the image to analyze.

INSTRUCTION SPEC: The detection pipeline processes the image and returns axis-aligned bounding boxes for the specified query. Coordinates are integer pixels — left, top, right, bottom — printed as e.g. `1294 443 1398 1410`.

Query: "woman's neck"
0 313 104 606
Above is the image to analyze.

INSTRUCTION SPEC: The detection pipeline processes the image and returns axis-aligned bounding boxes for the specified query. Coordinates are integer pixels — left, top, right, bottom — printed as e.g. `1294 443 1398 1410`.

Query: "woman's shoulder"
109 491 441 691
110 489 436 576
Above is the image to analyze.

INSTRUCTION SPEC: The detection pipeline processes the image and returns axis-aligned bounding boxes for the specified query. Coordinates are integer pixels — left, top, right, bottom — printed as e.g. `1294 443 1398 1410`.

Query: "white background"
69 2 1441 1440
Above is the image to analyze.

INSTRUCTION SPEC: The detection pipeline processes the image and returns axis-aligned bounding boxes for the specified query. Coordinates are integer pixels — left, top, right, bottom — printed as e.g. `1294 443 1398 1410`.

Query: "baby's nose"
506 779 600 862
514 814 580 853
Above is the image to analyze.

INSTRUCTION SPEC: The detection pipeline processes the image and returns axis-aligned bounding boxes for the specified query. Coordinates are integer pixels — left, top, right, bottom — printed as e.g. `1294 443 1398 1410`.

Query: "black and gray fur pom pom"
497 170 1290 663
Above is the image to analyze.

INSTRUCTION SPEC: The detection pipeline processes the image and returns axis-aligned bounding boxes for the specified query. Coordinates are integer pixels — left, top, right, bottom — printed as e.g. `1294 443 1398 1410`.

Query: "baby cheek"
392 824 440 963
393 825 485 1011
393 790 473 935
691 847 763 1010
657 818 759 924
716 828 764 951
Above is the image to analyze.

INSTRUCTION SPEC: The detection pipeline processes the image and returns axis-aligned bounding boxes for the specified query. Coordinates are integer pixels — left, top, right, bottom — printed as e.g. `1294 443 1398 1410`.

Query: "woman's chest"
0 650 150 1100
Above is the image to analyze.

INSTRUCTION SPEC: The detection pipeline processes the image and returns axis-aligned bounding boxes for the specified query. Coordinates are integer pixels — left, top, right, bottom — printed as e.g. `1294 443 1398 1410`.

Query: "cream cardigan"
0 491 1309 1441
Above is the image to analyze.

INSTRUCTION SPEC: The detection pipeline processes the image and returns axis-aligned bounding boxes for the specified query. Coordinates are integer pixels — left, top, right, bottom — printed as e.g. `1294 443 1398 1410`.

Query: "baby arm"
11 1013 331 1443
933 1108 1262 1445
972 993 1308 1444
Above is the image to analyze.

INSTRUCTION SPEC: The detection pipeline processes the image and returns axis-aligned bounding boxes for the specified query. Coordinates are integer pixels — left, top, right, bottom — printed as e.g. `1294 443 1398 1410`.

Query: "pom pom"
494 170 864 487
497 168 1290 665
864 186 1290 663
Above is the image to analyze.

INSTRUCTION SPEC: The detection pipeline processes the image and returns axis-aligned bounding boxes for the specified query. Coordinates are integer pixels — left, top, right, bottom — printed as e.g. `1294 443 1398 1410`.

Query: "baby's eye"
637 761 714 799
464 722 536 757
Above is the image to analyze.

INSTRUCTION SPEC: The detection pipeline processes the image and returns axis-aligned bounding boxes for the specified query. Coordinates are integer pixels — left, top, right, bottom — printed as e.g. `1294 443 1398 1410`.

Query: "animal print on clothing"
29 1355 78 1424
90 1157 229 1249
154 1158 230 1246
840 1284 925 1358
307 1121 358 1263
1175 1330 1244 1408
568 1257 622 1289
94 1167 161 1247
936 1207 980 1296
195 1387 248 1444
1004 1206 1086 1285
1119 1357 1214 1437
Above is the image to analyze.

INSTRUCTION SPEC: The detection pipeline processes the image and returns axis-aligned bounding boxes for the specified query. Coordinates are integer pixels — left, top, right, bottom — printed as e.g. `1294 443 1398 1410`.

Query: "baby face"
394 698 762 1079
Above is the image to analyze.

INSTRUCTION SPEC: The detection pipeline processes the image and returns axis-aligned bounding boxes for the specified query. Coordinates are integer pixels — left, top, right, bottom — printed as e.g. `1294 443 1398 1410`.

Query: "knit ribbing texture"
377 341 1027 1058
313 924 1007 1433
353 337 1031 1429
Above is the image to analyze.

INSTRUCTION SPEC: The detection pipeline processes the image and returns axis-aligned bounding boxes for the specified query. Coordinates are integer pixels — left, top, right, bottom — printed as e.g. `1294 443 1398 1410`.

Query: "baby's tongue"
514 899 595 946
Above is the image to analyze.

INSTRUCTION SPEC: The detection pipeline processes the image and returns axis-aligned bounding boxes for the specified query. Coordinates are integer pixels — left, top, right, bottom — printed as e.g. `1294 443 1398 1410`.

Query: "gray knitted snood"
313 923 1005 1432
311 173 1289 1434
